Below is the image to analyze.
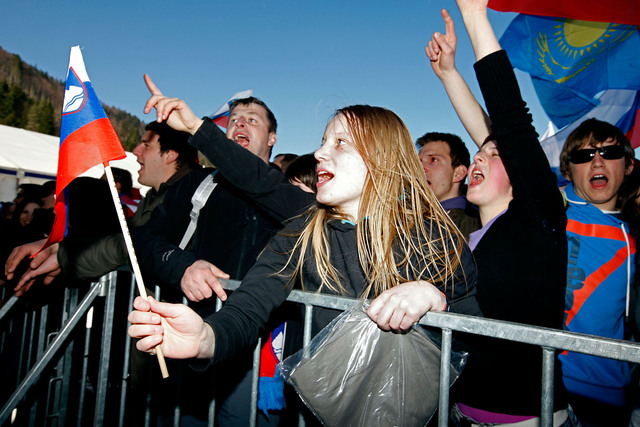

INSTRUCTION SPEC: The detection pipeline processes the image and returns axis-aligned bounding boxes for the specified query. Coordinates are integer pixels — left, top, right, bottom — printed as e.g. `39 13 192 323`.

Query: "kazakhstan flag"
500 15 640 128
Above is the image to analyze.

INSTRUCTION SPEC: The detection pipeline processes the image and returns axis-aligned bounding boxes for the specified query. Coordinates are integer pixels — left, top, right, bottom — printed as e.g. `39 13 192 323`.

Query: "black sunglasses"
568 145 626 164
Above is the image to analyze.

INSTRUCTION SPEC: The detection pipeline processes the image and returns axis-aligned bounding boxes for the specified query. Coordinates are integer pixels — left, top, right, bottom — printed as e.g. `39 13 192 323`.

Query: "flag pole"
103 162 169 378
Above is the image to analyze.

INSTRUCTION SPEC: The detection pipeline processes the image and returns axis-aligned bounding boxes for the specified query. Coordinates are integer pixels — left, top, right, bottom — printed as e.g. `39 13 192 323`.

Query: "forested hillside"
0 46 144 151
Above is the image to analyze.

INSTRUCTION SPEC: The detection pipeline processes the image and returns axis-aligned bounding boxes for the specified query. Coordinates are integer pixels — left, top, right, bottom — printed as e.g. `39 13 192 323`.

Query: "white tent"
0 123 145 202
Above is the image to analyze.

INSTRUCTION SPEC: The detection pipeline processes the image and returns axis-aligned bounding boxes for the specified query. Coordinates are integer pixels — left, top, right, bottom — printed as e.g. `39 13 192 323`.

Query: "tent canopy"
0 123 144 202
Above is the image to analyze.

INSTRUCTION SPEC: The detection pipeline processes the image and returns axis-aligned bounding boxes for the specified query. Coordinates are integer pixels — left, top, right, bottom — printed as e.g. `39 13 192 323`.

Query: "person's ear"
453 165 467 183
562 163 573 182
625 161 634 176
268 132 277 147
164 150 178 164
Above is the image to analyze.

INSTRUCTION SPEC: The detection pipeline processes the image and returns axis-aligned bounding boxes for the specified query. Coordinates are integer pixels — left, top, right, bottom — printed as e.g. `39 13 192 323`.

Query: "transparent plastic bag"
280 301 466 426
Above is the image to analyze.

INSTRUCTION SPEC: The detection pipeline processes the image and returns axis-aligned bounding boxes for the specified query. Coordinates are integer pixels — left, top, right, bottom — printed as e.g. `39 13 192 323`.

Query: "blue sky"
0 0 551 158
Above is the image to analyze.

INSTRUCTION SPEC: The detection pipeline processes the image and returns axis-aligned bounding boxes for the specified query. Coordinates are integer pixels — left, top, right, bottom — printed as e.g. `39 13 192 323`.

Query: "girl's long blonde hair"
283 105 466 298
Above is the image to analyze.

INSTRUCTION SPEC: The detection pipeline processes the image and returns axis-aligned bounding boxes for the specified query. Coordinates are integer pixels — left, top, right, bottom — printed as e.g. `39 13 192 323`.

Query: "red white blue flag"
258 322 286 414
42 46 126 249
208 89 253 128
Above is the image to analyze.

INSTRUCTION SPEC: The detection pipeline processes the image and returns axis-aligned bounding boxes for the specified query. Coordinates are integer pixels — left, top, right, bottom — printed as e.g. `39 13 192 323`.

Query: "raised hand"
366 281 446 332
143 74 204 135
425 9 458 79
181 260 230 302
128 296 215 359
423 7 492 147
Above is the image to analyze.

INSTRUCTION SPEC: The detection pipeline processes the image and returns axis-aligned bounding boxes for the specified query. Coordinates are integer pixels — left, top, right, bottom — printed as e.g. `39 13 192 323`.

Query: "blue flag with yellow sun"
500 15 640 128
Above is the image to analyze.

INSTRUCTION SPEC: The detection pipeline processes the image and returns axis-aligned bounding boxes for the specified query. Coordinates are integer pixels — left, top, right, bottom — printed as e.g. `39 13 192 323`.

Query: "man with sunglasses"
558 118 636 426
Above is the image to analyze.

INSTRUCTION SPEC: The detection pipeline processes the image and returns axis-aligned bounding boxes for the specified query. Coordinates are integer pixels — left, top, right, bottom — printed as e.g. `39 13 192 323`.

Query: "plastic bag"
280 302 466 426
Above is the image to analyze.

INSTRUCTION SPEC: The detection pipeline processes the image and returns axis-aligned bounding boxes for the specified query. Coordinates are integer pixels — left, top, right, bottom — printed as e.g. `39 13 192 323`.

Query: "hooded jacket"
560 182 637 406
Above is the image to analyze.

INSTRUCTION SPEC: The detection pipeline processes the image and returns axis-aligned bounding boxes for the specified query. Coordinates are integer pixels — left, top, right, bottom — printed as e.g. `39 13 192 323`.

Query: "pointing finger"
442 9 455 36
144 74 163 96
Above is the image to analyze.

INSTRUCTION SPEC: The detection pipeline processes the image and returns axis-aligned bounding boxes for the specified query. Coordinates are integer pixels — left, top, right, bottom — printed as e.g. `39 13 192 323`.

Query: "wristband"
439 290 449 312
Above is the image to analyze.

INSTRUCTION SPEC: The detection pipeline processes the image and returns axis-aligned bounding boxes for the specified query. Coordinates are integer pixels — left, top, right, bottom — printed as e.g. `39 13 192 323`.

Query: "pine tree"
1 84 28 127
0 81 8 122
38 100 56 135
25 99 56 135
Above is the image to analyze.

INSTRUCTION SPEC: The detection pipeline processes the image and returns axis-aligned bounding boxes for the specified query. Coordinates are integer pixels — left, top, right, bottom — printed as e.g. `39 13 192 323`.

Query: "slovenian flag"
258 322 286 414
208 89 253 128
42 46 126 249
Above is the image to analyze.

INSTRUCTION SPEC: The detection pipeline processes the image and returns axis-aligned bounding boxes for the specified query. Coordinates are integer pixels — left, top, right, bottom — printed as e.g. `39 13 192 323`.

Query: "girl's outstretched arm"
426 8 491 148
456 0 501 61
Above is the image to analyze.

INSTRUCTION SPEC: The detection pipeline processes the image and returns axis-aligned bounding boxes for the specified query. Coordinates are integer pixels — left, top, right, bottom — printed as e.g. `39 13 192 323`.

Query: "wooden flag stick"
103 163 169 378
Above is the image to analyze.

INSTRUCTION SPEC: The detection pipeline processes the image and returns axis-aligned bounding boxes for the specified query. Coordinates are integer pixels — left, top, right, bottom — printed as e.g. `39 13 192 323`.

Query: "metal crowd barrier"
1 270 640 427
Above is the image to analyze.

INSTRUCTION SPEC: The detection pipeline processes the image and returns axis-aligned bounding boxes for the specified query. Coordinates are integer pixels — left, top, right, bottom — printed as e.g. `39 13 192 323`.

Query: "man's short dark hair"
229 97 278 134
40 180 56 197
560 118 634 179
416 132 470 168
145 121 198 169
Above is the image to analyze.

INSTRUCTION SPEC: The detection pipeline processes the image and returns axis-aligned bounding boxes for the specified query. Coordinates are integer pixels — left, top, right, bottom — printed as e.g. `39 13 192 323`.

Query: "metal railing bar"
78 308 92 426
302 304 314 358
0 295 19 321
27 304 49 426
438 329 452 427
16 310 29 393
118 273 137 427
45 376 62 424
249 337 262 427
58 324 76 426
287 290 358 312
94 272 117 426
540 347 555 427
172 362 182 426
0 280 103 425
418 311 640 363
218 279 640 364
36 304 48 359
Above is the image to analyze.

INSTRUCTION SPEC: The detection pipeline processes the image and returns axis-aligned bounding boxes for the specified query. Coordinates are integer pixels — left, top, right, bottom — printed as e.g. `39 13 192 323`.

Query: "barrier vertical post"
93 272 117 425
540 347 555 427
438 328 452 427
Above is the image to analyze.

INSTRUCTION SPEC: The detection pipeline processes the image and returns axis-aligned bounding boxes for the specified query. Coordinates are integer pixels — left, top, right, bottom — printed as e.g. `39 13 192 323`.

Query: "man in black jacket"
135 75 314 426
4 121 198 291
136 78 314 303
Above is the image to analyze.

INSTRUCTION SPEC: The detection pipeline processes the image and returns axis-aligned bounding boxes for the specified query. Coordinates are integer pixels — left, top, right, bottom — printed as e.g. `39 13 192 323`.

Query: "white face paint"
314 115 368 221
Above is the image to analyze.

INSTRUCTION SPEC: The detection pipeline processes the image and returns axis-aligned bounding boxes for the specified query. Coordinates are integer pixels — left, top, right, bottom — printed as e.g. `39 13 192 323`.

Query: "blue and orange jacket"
560 183 636 406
